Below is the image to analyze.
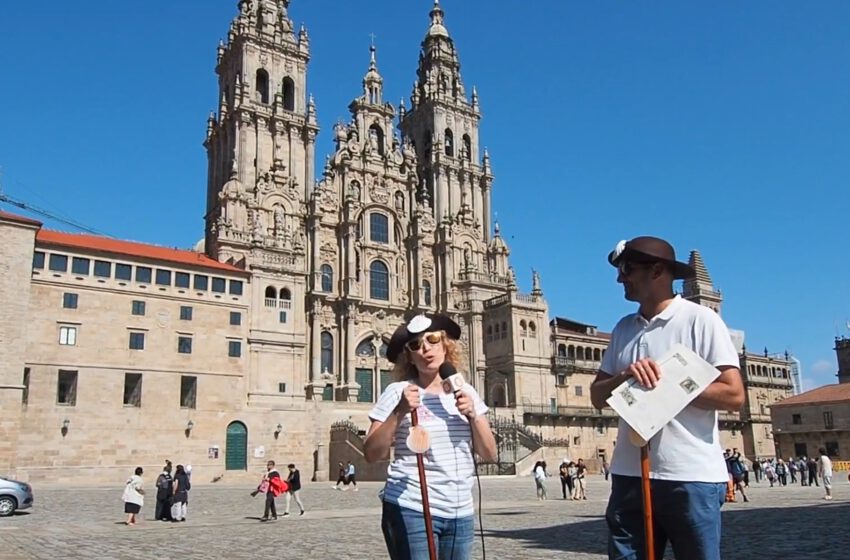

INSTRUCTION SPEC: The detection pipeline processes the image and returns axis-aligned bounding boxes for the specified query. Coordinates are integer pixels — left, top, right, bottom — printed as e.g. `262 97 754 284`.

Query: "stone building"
0 1 793 484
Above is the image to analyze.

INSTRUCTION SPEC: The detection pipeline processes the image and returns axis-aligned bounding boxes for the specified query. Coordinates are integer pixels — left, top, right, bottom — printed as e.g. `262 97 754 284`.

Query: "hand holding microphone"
439 363 477 420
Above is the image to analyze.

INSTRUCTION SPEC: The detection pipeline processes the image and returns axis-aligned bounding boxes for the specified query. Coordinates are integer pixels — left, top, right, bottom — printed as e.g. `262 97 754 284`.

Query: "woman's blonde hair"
391 330 466 381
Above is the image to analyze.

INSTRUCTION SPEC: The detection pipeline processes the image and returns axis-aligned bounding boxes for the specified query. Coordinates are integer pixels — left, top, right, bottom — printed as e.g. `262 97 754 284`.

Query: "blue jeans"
606 475 726 560
381 501 474 560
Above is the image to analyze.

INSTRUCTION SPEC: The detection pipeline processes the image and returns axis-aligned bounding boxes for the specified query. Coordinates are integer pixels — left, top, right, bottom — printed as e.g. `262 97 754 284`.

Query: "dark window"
93 260 111 278
33 252 45 269
278 382 287 393
115 263 132 281
129 332 145 350
280 288 291 301
423 280 432 306
369 124 385 155
194 274 208 291
22 368 30 405
71 257 90 275
444 128 454 157
557 374 566 386
279 310 288 323
62 292 78 309
792 414 802 425
212 277 226 293
370 213 389 244
357 338 375 357
826 441 840 457
135 266 152 284
230 312 241 326
321 332 333 374
49 254 68 272
180 376 197 409
180 306 193 321
320 265 333 292
228 340 242 358
575 386 583 396
229 280 243 295
824 411 834 429
177 335 192 354
794 443 808 458
370 260 389 300
131 300 146 316
123 373 142 407
282 77 295 111
462 134 472 162
57 370 77 405
175 272 190 288
155 269 171 286
255 69 269 104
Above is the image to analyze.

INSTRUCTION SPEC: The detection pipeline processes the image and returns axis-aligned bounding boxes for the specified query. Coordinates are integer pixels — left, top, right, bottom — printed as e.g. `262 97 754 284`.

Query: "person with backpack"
257 460 286 522
154 463 173 521
170 464 191 522
728 453 749 502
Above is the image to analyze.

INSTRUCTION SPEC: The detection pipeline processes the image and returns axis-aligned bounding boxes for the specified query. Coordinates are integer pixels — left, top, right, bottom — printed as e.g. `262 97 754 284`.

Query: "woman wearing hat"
364 313 497 560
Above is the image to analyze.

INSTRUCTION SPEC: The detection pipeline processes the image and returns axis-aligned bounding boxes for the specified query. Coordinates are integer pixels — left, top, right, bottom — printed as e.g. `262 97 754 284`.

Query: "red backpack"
268 476 289 497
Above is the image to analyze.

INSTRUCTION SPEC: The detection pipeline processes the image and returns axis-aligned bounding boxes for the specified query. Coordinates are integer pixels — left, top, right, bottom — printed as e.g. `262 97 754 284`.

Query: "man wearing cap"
590 236 744 560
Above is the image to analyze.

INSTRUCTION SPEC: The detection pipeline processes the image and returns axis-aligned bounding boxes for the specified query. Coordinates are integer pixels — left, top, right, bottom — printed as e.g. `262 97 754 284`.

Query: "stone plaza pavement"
0 475 847 559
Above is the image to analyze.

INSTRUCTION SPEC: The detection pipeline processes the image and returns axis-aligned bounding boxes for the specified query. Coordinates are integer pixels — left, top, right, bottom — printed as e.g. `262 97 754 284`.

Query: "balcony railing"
551 356 599 374
523 404 619 419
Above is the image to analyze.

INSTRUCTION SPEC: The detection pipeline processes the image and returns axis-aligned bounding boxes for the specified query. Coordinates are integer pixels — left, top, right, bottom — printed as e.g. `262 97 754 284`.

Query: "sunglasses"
617 260 660 277
404 331 444 352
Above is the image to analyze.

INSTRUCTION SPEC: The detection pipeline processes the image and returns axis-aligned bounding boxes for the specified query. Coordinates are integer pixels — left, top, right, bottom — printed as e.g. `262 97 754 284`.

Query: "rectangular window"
62 292 78 309
93 260 111 278
129 332 145 350
177 336 193 354
180 306 193 321
59 326 77 345
33 252 45 269
131 300 146 316
826 441 840 457
228 340 242 358
557 374 566 386
370 213 389 244
229 280 244 295
278 382 287 393
194 274 208 291
135 266 152 284
71 257 90 275
49 254 68 272
792 414 802 425
180 376 197 409
230 312 242 326
57 370 77 406
212 277 226 293
115 263 132 281
824 411 834 429
279 311 287 324
574 385 583 396
155 269 171 286
22 368 30 405
123 373 142 407
175 272 190 288
573 436 581 446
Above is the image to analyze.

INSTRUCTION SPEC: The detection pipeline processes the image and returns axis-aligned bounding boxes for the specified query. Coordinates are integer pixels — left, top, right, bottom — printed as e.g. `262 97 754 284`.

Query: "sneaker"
300 511 305 516
282 513 290 517
354 487 359 492
260 518 269 522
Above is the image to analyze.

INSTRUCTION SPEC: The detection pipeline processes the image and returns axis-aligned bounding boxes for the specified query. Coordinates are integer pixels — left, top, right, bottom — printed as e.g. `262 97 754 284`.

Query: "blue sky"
1 1 848 389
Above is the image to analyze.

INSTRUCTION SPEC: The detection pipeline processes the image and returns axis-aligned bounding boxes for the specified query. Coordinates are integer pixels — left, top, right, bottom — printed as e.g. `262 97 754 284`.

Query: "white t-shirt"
600 296 740 483
122 475 144 506
819 455 833 478
534 466 546 481
369 380 488 519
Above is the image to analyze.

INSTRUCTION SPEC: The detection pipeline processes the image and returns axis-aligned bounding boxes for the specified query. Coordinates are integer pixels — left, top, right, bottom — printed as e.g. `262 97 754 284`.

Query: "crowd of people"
748 448 835 499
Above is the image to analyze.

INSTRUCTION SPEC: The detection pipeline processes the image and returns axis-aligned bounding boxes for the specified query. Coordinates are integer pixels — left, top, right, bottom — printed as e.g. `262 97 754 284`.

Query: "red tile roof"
771 383 850 407
36 230 248 275
0 210 42 227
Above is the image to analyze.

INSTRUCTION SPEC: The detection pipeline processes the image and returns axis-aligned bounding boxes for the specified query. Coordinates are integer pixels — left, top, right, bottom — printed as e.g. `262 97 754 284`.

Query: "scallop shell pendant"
406 425 431 454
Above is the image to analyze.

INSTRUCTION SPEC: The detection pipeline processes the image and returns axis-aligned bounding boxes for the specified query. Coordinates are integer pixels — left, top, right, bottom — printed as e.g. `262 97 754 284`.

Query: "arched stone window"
369 124 385 155
490 384 507 408
321 332 333 374
356 338 376 357
444 129 454 157
423 280 432 306
519 320 528 338
320 264 333 293
593 348 601 361
280 287 292 301
370 261 389 300
255 69 270 104
577 347 585 361
568 345 576 359
501 321 507 339
370 213 389 244
282 77 295 111
586 347 593 360
265 286 277 299
462 134 472 161
558 344 567 357
529 322 537 338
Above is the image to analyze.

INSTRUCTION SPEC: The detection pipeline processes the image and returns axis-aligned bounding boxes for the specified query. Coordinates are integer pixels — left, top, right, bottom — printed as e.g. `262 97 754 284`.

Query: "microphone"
439 362 465 397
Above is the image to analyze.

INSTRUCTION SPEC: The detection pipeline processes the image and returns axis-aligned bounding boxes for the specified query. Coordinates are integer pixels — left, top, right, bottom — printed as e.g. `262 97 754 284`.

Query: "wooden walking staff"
640 444 656 560
407 408 437 560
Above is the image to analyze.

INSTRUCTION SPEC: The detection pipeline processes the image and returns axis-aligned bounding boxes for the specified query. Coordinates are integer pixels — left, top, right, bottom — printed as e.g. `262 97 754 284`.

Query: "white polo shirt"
600 295 740 483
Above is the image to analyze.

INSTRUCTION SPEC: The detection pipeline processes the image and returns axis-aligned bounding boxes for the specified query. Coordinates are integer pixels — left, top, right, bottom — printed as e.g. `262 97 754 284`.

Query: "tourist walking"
559 459 573 499
364 313 497 560
332 461 348 490
590 236 744 560
533 461 548 500
776 459 788 486
602 459 611 482
170 464 190 522
346 461 358 491
154 462 173 521
764 461 776 487
284 464 306 516
788 457 798 484
254 460 285 521
573 459 587 500
799 458 808 486
752 459 762 483
122 467 145 526
818 448 833 500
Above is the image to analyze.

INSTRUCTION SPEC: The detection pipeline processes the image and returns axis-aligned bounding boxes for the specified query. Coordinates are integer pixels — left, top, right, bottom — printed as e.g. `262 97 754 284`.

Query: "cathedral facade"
0 1 793 485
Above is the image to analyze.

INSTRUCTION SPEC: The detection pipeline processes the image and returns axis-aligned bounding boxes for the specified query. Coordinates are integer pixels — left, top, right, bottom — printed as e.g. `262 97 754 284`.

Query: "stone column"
483 181 492 242
305 131 316 201
313 442 328 482
343 303 360 401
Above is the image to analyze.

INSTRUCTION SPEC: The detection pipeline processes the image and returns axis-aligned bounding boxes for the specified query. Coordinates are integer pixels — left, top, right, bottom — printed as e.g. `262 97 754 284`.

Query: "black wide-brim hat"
607 236 696 280
386 313 461 364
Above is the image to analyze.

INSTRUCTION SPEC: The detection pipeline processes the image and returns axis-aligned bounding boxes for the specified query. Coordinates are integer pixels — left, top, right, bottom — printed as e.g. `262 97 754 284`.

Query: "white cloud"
803 359 835 391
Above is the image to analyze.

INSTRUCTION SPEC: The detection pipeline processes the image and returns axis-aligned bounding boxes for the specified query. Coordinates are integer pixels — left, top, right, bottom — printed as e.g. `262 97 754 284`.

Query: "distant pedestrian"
573 459 587 500
818 448 833 500
807 457 819 487
170 464 191 522
559 459 572 499
601 460 610 482
346 461 358 491
799 458 808 486
752 459 762 483
533 461 548 500
332 461 348 490
789 457 798 484
256 460 285 522
776 459 788 486
284 464 305 516
122 467 145 526
154 463 173 521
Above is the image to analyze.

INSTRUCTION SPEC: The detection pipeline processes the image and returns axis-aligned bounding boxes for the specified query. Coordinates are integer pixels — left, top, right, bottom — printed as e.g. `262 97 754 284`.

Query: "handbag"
257 479 270 494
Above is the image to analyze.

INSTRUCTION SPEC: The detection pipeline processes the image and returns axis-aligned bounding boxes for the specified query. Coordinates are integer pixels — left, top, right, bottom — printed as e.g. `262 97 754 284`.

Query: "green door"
356 368 374 403
380 370 392 395
225 421 248 470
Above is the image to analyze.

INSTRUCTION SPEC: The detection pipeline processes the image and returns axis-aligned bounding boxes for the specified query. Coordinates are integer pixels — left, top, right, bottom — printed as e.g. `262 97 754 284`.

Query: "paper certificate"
606 343 721 444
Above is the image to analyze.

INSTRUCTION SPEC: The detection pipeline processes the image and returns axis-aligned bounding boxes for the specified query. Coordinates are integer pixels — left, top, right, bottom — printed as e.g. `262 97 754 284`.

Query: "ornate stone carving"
319 241 337 260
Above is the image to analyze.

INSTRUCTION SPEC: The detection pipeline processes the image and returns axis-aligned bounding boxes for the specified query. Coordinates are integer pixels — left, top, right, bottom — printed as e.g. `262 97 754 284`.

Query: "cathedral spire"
362 43 384 104
682 249 723 314
427 0 450 39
